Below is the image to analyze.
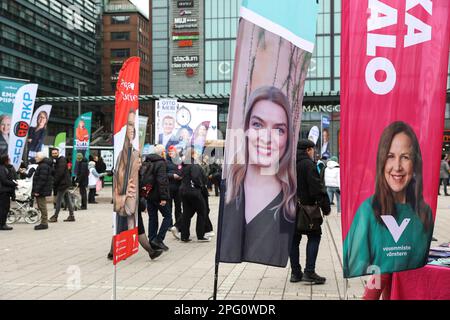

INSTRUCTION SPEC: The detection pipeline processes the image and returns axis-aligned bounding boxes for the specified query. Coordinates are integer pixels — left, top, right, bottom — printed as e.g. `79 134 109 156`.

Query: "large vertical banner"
138 115 148 155
218 0 318 267
0 77 28 116
8 84 38 170
341 0 450 278
54 132 66 157
27 104 52 160
320 115 330 158
71 112 92 176
112 57 140 265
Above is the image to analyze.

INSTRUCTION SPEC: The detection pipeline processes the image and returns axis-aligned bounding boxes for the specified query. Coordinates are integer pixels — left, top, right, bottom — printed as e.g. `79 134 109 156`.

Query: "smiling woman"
220 86 296 267
343 121 434 278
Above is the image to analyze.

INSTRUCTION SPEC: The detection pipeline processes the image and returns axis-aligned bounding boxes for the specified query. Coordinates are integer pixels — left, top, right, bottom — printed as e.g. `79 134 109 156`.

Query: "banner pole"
212 179 226 300
344 279 349 300
112 264 116 300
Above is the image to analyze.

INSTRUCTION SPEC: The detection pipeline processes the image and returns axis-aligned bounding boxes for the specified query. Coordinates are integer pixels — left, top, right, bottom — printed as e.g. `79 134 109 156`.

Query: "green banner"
54 132 67 157
72 112 92 176
0 77 29 116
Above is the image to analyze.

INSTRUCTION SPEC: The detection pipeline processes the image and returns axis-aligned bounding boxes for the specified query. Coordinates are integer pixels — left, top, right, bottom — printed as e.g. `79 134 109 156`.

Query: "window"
111 32 130 41
111 15 130 24
111 48 130 58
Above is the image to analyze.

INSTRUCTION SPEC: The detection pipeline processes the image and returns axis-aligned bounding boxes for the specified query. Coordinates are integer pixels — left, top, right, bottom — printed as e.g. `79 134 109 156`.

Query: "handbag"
296 201 323 233
96 179 102 192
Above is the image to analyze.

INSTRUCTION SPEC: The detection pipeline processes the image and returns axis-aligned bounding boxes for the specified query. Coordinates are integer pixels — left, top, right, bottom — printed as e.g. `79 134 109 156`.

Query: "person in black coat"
32 152 54 230
146 145 171 251
208 158 223 197
166 145 183 233
49 148 75 222
0 155 17 230
94 155 107 188
289 139 331 284
75 153 89 210
179 148 210 242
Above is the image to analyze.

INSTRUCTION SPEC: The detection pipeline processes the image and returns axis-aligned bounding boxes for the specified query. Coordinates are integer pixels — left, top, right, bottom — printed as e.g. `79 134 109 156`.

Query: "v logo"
381 216 411 243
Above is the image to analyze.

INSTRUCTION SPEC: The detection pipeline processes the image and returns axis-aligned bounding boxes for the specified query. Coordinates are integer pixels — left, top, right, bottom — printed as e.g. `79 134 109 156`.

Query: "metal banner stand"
212 180 226 300
112 264 116 300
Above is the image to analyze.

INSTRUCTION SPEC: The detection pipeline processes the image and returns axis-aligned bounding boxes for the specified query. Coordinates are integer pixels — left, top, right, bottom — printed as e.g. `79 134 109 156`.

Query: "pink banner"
341 0 450 278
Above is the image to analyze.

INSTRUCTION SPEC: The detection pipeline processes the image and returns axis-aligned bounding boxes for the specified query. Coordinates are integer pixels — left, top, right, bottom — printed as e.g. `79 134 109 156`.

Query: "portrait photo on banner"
219 18 312 267
114 108 139 235
343 121 434 278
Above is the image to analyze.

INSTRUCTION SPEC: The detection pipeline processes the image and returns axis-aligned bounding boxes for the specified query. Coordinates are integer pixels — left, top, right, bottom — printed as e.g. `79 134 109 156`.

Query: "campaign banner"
8 84 38 170
54 132 66 157
341 0 450 278
27 104 52 160
154 100 218 155
0 77 29 116
218 0 318 267
320 115 330 158
71 112 92 176
112 56 140 265
138 115 148 155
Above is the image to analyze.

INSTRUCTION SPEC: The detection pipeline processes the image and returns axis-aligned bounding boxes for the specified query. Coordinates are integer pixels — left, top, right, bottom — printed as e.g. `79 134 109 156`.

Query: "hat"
330 156 338 162
297 139 315 150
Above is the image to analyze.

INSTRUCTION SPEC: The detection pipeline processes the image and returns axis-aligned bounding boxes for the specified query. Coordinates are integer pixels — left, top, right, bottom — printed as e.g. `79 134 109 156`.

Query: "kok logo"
14 121 29 138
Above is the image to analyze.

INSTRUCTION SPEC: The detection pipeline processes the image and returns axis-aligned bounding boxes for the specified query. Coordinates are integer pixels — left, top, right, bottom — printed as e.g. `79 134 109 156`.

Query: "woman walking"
0 155 17 230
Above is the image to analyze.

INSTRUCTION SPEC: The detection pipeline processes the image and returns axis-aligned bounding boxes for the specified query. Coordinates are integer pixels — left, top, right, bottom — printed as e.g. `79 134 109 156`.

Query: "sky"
129 0 149 19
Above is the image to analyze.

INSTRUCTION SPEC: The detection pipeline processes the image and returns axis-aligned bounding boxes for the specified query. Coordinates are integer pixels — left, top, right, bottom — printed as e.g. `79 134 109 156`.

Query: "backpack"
139 161 154 199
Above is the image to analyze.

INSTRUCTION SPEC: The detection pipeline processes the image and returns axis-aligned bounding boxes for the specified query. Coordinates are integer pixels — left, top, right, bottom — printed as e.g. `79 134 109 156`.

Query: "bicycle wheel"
24 208 41 224
7 209 18 224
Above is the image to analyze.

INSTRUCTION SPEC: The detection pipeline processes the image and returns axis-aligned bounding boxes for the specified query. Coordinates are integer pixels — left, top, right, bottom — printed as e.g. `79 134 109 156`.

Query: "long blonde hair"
225 86 296 221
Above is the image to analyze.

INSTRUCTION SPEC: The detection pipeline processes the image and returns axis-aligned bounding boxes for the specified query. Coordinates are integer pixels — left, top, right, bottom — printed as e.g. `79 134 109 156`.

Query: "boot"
0 224 13 231
64 215 75 222
139 234 163 260
34 224 48 230
290 270 303 283
48 215 58 223
302 271 326 284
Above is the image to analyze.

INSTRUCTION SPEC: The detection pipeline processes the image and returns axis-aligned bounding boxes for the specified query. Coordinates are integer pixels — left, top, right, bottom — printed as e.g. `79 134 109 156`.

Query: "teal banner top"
241 0 318 51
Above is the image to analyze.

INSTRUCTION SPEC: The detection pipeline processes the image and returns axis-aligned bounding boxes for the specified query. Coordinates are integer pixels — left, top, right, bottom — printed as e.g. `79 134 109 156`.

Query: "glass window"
111 32 130 41
111 15 130 24
111 48 130 58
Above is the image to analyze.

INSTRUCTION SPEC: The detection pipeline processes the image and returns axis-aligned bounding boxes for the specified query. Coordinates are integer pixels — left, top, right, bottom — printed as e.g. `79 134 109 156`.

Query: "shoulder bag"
296 201 323 233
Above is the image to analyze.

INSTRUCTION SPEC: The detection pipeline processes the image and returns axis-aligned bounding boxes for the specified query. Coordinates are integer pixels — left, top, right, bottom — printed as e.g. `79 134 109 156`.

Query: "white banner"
28 104 52 159
8 84 38 170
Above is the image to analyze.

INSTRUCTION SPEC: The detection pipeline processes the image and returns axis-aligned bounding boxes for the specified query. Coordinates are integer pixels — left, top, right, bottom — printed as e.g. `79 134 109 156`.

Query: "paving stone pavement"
0 186 449 300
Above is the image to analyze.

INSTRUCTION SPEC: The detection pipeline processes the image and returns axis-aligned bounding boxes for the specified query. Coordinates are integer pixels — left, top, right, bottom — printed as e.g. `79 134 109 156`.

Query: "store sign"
178 40 193 47
174 23 198 29
179 9 192 15
178 0 193 8
172 56 199 63
172 35 199 40
172 55 199 69
303 105 341 113
174 18 197 24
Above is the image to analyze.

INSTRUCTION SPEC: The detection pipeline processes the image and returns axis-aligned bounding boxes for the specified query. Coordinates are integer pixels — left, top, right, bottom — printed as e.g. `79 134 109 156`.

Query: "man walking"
75 153 88 210
49 148 75 222
290 139 330 284
33 152 54 230
146 144 171 251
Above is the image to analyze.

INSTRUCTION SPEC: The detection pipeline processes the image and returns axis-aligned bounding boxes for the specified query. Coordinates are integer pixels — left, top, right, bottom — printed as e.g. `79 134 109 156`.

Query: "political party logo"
14 121 29 137
381 216 411 243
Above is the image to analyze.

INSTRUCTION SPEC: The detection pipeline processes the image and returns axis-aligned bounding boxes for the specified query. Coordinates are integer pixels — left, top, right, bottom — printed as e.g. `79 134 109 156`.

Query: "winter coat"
88 163 103 188
209 162 222 183
53 156 71 191
32 158 54 197
145 154 170 204
0 163 17 195
324 160 340 188
95 159 107 174
296 150 331 234
76 158 89 187
166 157 183 191
440 160 450 179
179 163 206 194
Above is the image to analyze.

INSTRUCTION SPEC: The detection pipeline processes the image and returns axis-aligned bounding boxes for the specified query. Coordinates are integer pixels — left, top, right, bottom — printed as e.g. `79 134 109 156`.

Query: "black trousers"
79 185 87 208
170 186 182 229
88 188 96 203
201 188 213 233
0 193 11 225
180 189 207 240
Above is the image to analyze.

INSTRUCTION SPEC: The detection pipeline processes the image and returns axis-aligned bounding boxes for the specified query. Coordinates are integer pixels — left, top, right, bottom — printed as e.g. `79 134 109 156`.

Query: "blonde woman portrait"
220 86 296 267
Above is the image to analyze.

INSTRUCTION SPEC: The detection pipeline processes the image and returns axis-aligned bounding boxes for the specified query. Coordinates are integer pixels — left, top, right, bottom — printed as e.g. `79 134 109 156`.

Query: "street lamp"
77 81 87 118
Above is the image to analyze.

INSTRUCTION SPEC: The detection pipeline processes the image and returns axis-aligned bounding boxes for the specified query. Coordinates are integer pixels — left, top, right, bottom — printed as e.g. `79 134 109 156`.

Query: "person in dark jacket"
75 153 88 210
179 148 210 242
289 139 330 284
0 155 17 230
146 145 171 251
49 148 75 222
208 158 223 196
166 145 183 234
94 155 107 188
32 152 54 230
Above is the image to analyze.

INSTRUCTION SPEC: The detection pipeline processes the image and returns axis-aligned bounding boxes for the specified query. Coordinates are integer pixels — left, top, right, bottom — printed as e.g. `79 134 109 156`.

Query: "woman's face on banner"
79 120 85 129
37 112 48 128
0 116 11 135
127 112 135 140
247 100 288 168
323 130 329 143
384 132 414 200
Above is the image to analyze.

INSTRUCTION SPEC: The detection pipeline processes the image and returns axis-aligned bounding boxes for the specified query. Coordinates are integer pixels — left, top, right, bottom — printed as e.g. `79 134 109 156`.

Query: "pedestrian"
324 156 341 213
94 155 107 187
32 152 54 230
0 154 17 231
49 148 75 222
199 154 214 238
208 157 222 197
289 139 330 284
166 145 183 236
145 144 171 251
439 154 449 195
88 161 105 204
179 148 210 242
75 153 88 210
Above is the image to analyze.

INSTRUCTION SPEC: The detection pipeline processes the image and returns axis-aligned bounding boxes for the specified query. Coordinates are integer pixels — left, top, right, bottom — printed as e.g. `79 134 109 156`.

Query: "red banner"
113 57 140 265
341 0 450 278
